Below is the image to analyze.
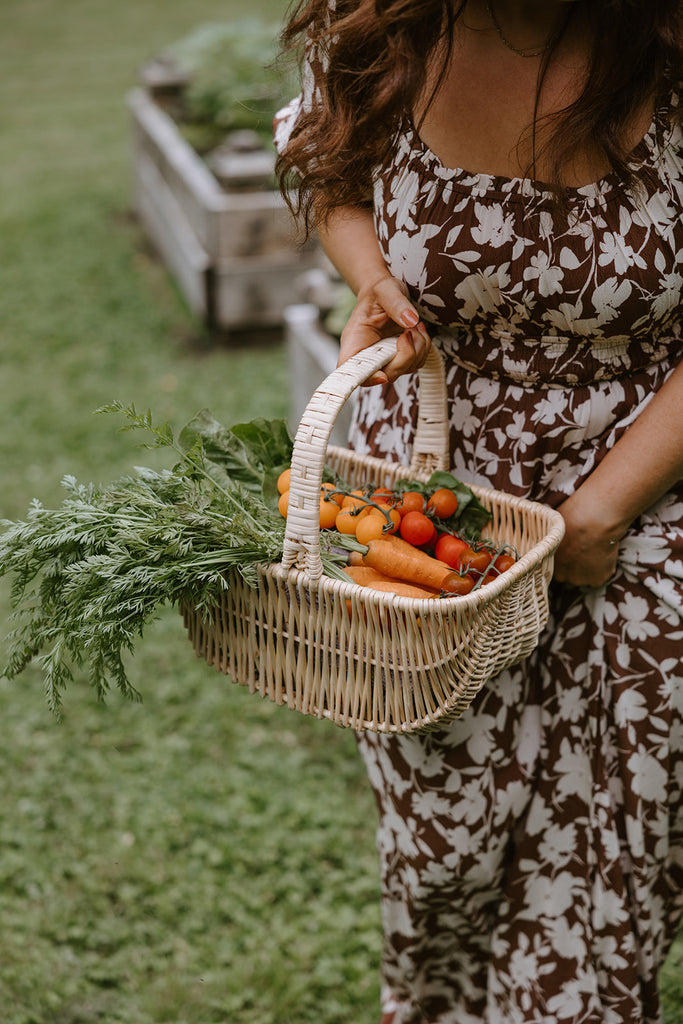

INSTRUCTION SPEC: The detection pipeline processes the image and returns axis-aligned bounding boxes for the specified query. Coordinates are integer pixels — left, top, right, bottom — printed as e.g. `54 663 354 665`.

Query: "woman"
275 2 683 1021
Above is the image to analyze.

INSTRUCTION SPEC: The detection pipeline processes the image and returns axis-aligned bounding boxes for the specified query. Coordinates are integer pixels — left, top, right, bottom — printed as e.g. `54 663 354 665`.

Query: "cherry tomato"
434 533 470 569
427 487 459 520
490 553 516 575
396 491 425 517
355 515 387 545
276 468 291 495
319 494 340 530
341 492 369 512
371 487 396 503
335 508 361 535
440 572 475 596
370 506 401 534
418 523 438 551
321 482 343 507
399 510 435 547
462 546 493 574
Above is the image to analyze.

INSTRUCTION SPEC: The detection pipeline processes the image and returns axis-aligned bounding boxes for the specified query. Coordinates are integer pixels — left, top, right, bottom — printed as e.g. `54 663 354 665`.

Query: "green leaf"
261 465 288 512
229 418 293 472
179 412 293 494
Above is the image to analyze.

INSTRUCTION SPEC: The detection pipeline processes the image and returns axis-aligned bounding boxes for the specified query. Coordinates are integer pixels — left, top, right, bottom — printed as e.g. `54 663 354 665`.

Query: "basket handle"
281 339 449 578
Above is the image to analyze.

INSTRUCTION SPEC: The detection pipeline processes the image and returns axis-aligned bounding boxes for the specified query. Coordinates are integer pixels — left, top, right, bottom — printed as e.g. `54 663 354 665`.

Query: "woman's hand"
338 274 432 386
553 489 626 588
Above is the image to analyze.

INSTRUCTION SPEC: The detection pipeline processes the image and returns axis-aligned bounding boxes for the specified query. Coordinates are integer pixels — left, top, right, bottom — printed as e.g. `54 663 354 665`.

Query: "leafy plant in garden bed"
148 18 297 155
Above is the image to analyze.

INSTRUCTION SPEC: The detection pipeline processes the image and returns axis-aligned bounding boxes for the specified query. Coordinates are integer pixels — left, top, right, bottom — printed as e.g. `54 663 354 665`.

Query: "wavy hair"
275 0 683 231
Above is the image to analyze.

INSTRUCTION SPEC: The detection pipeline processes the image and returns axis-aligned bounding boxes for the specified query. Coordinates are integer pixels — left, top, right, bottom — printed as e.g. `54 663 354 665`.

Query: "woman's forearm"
316 205 393 295
575 359 683 533
316 204 431 384
554 358 683 586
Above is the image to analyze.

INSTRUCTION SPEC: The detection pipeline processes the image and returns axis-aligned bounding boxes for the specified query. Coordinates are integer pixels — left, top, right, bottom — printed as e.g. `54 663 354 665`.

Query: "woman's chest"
417 31 653 187
373 153 683 342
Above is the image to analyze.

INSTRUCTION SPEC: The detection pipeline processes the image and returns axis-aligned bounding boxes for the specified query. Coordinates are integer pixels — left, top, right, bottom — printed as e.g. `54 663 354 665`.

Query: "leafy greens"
0 404 294 715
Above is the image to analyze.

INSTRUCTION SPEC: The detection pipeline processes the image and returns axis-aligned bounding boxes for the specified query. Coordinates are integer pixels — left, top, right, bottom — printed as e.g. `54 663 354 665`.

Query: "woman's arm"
554 359 683 587
318 209 683 590
317 205 432 385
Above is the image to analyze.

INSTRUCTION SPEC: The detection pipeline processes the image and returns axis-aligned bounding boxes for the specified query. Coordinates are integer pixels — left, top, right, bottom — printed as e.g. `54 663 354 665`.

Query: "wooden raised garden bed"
127 87 320 334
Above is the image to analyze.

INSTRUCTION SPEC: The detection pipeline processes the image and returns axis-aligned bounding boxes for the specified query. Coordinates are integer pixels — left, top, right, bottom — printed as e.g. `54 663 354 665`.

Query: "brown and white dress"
276 74 683 1024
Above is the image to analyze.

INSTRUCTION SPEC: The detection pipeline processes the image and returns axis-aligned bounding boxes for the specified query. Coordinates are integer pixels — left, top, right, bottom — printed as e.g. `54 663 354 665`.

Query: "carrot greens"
0 404 302 715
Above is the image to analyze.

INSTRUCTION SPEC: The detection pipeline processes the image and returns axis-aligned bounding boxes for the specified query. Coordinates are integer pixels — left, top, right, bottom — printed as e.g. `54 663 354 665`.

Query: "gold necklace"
485 0 547 58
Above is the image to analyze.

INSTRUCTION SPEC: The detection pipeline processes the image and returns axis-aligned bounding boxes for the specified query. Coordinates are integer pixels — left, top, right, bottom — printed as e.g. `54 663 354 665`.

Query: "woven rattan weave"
183 339 565 734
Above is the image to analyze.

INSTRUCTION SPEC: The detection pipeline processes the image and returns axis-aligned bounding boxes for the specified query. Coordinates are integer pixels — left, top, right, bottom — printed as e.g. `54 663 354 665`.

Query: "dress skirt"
349 335 683 1024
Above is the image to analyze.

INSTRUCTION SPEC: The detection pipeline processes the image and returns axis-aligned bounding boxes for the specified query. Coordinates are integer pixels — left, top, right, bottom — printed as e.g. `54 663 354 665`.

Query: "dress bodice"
373 97 683 385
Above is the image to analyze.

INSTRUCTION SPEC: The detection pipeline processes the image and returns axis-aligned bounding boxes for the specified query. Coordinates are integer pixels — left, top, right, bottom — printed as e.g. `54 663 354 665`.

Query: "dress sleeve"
273 10 330 153
273 94 303 154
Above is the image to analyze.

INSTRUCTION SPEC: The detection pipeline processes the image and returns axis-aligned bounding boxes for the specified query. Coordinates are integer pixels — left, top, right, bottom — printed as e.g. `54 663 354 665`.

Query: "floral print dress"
276 79 683 1024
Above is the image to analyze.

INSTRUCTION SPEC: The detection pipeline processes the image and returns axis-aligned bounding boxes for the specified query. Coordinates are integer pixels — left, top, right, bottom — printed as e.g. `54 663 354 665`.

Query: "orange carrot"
360 580 438 600
343 565 397 586
362 534 455 591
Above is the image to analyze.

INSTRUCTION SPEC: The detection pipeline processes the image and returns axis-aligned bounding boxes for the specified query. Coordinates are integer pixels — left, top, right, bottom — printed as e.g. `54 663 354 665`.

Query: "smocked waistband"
432 329 681 389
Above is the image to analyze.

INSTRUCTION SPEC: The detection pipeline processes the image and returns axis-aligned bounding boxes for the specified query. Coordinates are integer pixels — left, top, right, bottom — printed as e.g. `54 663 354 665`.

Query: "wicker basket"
183 339 565 734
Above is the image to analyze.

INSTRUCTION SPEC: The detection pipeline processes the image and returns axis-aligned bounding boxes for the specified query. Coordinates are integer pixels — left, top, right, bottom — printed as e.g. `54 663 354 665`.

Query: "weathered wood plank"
128 88 218 253
133 149 211 318
127 87 322 330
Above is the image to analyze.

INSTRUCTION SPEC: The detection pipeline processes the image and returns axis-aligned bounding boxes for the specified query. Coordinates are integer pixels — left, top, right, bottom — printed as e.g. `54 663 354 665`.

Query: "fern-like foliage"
0 407 291 715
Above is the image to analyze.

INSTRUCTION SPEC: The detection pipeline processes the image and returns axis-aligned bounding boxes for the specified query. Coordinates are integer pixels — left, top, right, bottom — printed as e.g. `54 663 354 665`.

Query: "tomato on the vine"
335 508 361 534
420 523 438 551
396 491 425 517
321 482 343 507
342 492 368 512
399 510 435 547
461 546 493 574
372 505 401 534
434 533 469 569
440 572 475 596
355 515 386 545
427 487 459 520
319 494 340 530
490 552 516 575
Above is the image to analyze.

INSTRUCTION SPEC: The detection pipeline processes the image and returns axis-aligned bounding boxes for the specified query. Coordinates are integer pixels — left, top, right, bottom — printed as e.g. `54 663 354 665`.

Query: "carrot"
343 565 397 586
360 580 438 600
362 534 455 591
342 564 438 618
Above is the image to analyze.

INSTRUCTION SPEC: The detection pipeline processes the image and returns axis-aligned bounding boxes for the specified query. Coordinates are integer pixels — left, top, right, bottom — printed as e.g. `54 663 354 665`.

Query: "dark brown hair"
275 0 683 230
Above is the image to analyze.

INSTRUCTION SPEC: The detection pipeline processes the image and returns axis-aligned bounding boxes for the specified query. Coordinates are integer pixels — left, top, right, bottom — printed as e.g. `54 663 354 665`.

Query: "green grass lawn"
0 2 680 1022
0 3 383 1022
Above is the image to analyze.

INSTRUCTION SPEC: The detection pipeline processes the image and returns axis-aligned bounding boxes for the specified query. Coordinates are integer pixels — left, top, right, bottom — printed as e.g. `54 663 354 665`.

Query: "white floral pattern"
275 62 683 1024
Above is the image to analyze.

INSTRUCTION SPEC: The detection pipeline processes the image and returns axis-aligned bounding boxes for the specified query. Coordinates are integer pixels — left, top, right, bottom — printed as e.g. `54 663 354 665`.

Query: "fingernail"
400 309 419 327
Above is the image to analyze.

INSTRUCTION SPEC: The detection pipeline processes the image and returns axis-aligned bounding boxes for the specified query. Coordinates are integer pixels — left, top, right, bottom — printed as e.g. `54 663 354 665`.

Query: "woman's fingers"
343 327 431 386
373 276 421 331
337 277 431 386
380 327 431 382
